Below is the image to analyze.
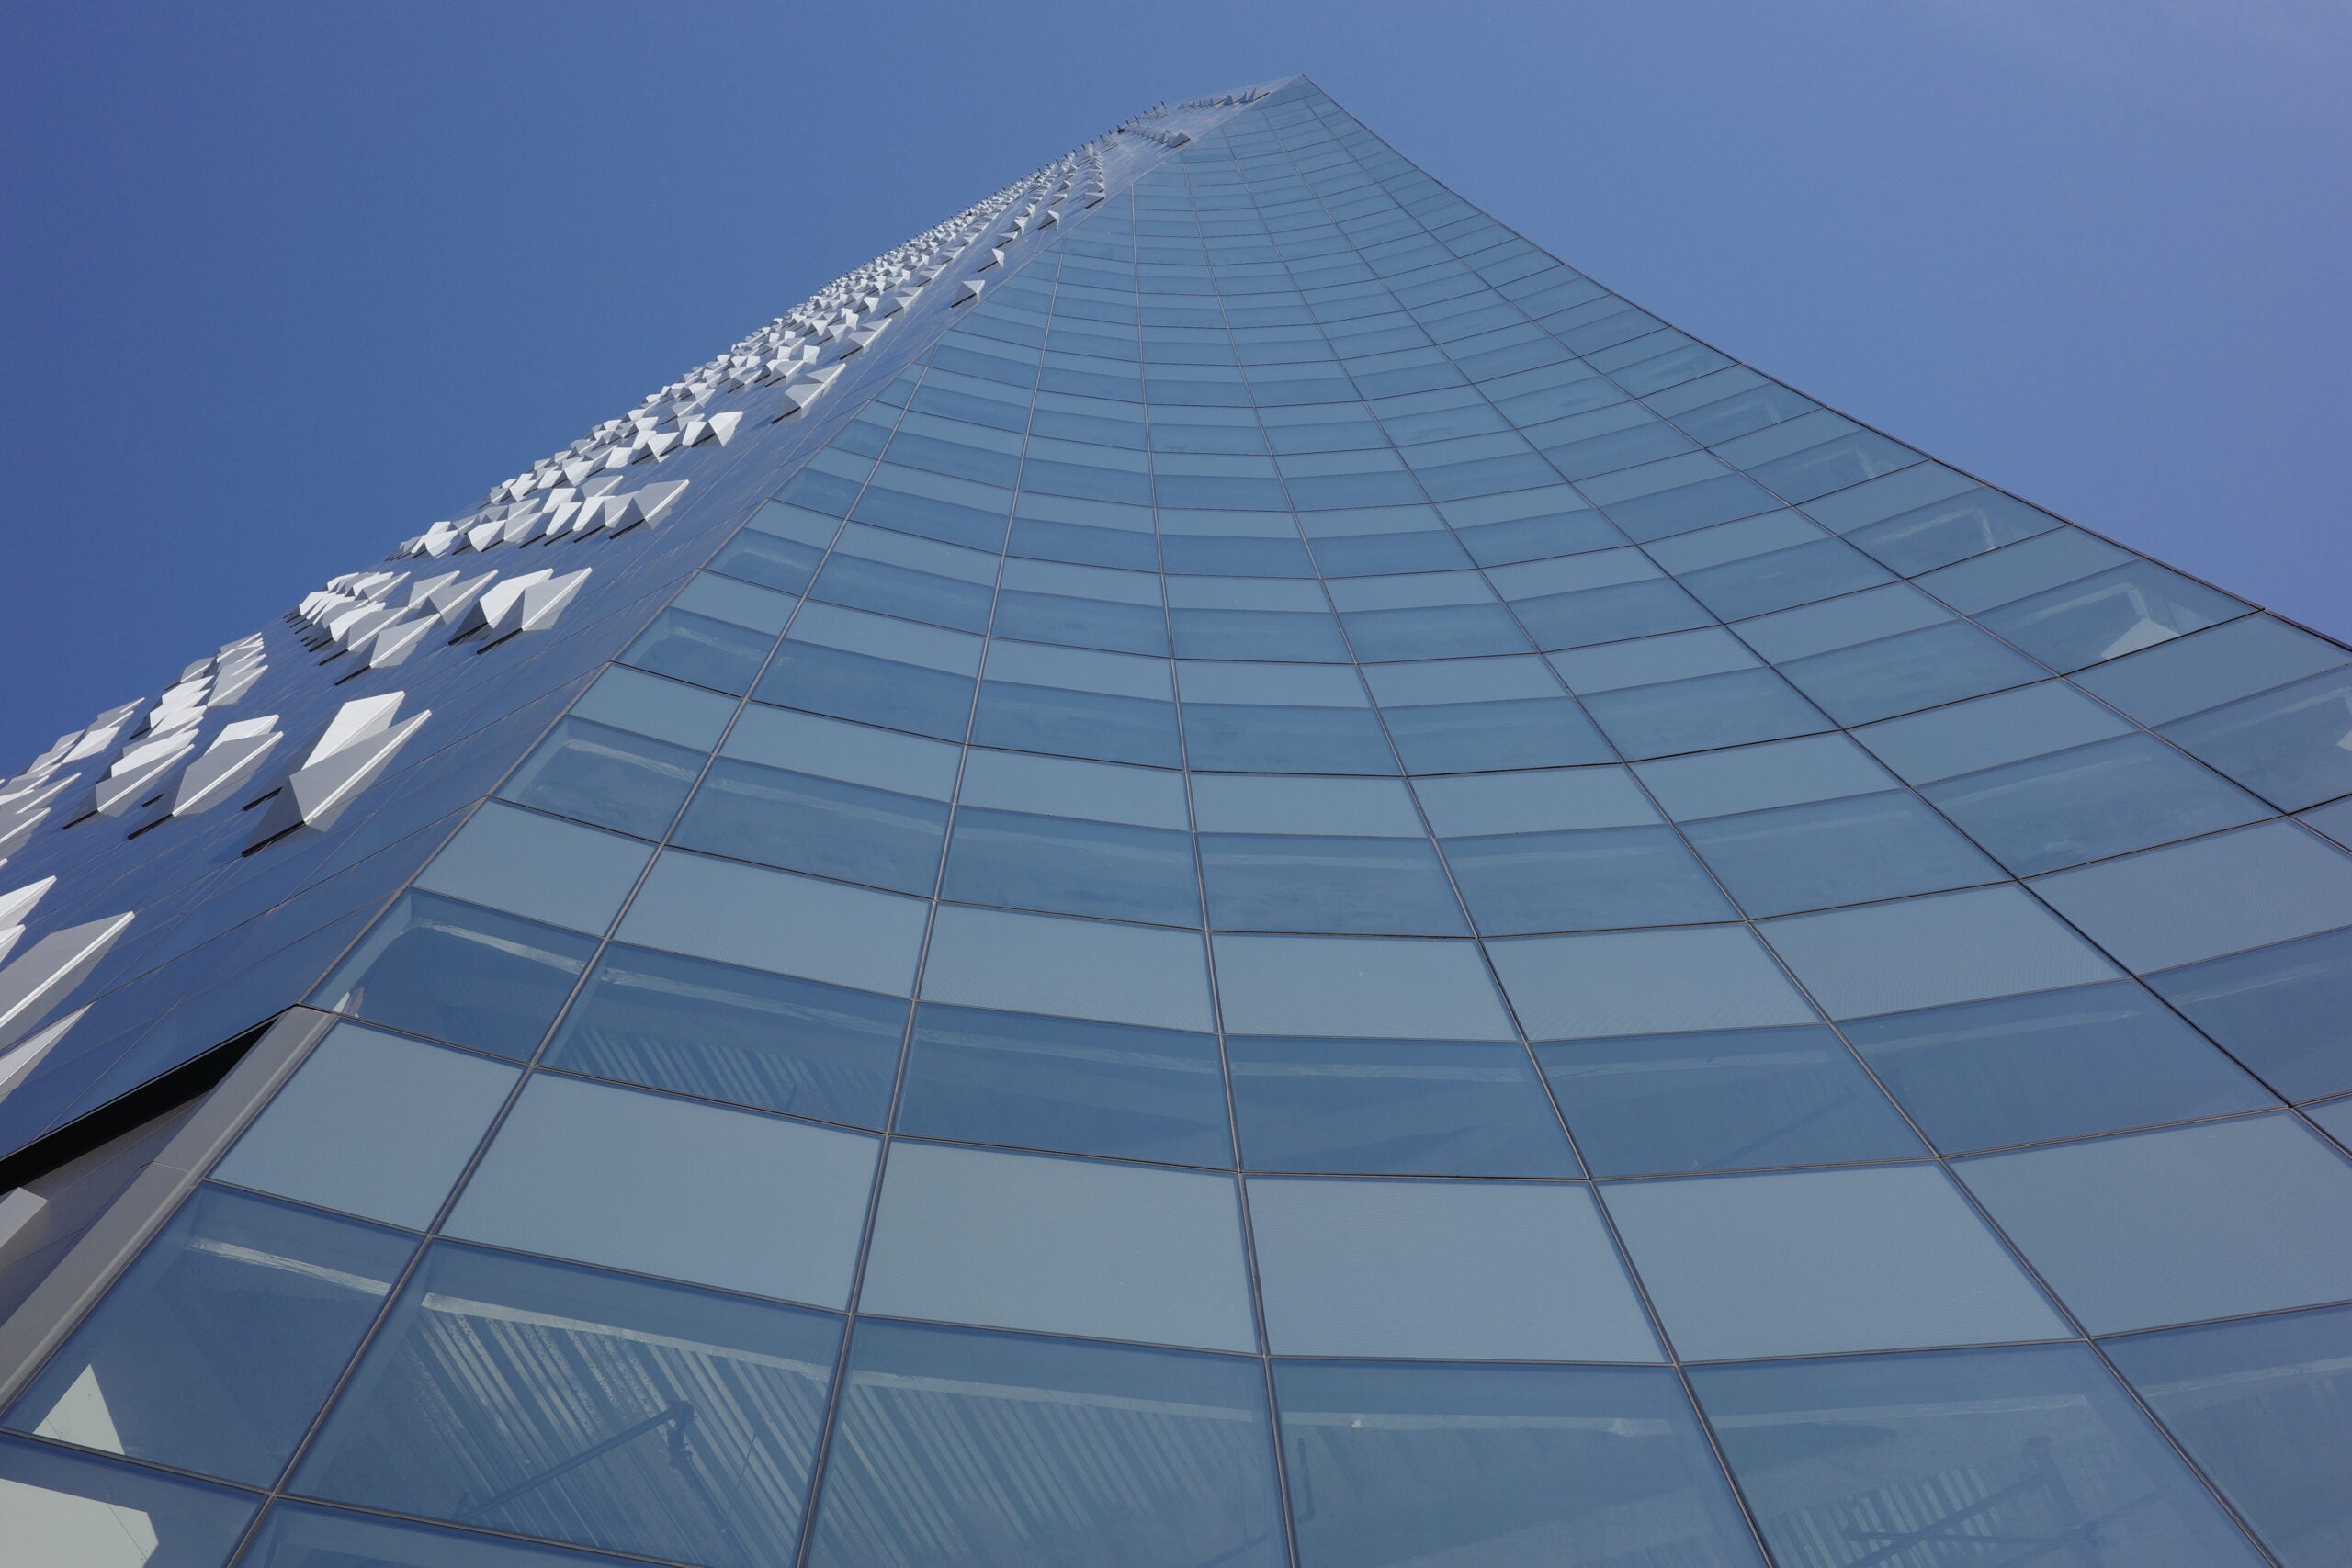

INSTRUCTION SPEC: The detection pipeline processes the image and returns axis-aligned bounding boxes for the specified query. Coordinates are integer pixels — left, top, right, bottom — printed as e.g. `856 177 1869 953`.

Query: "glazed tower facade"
3 76 2351 1568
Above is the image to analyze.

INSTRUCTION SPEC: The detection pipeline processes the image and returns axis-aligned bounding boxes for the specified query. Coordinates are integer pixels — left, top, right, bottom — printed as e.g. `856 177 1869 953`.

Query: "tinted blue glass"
311 891 597 1057
2148 924 2352 1100
1273 1360 1762 1568
240 1503 653 1567
852 479 1009 551
990 589 1168 653
1839 484 2059 574
1170 606 1350 660
894 1003 1232 1166
0 1433 255 1568
1379 695 1612 771
1537 1026 1925 1175
544 942 906 1127
1579 669 1830 758
1452 510 1623 567
1441 826 1736 934
1011 513 1159 570
1200 832 1465 933
1747 430 1918 502
1842 981 2277 1152
673 757 948 894
2107 1303 2352 1568
620 607 775 694
941 807 1200 925
969 681 1182 765
2162 667 2352 812
755 642 976 739
1922 734 2269 875
297 1244 842 1568
1228 1035 1579 1176
1513 580 1714 649
6 1186 413 1485
1690 1344 2265 1567
1977 561 2244 671
811 553 995 632
1682 792 2002 918
805 1320 1286 1568
1675 537 1894 620
497 716 705 840
1340 604 1530 660
1775 620 2047 724
709 530 824 595
1181 703 1397 773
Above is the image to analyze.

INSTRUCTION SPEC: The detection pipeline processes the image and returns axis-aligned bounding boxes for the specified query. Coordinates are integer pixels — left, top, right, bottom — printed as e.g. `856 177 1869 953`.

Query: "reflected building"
5 75 2352 1568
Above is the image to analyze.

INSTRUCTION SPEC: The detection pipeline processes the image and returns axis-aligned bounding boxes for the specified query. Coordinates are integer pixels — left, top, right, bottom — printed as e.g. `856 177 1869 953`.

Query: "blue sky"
5 1 2346 768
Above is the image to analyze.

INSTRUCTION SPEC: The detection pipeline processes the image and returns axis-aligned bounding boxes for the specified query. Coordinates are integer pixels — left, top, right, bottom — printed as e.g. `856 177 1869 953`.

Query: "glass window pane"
1228 1036 1579 1176
446 1075 876 1308
1273 1360 1761 1568
1539 1026 1926 1176
2030 820 2352 974
894 1002 1232 1167
312 892 598 1058
673 758 948 895
920 905 1215 1032
240 1502 651 1567
2163 666 2352 812
804 1320 1286 1568
544 942 906 1127
616 851 928 998
1442 823 1736 933
0 1432 255 1568
215 1022 516 1227
1488 926 1816 1040
2107 1302 2352 1568
1921 733 2269 875
296 1243 841 1568
941 807 1200 925
1201 832 1466 934
410 804 650 935
2147 923 2352 1100
860 1141 1255 1350
1842 981 2276 1153
1603 1165 2064 1359
6 1186 413 1485
497 716 707 840
1759 884 2120 1020
1212 934 1518 1040
1689 1344 2267 1568
1679 789 2002 918
1246 1177 1660 1360
552 664 736 748
1958 1115 2352 1334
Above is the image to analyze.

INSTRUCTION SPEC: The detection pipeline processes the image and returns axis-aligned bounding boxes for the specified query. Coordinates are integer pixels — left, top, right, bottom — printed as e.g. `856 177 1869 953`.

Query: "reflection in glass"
0 1432 255 1568
1276 1360 1762 1568
310 891 599 1058
1842 981 2275 1153
1229 1036 1578 1176
498 716 705 840
895 1002 1232 1166
2107 1302 2352 1568
241 1501 649 1566
6 1186 413 1485
805 1320 1287 1568
544 942 907 1127
1690 1344 2266 1566
1539 1026 1925 1175
297 1244 841 1568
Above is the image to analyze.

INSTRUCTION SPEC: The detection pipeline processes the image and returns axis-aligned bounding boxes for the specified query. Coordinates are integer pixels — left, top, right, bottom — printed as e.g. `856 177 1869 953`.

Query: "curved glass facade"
5 76 2352 1568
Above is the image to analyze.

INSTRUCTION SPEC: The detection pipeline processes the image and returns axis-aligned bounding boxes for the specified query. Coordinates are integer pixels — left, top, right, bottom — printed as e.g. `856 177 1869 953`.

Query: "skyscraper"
2 72 2349 1566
